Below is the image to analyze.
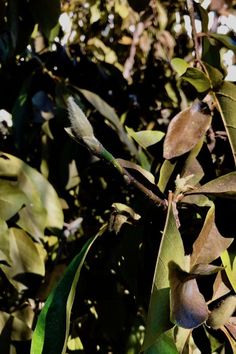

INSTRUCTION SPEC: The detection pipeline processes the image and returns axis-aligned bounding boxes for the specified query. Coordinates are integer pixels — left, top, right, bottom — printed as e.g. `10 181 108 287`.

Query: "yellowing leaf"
163 100 211 160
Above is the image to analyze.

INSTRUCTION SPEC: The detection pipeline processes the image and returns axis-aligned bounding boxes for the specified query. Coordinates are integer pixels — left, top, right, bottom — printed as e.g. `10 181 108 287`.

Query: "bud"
67 96 101 153
207 295 236 329
67 96 94 139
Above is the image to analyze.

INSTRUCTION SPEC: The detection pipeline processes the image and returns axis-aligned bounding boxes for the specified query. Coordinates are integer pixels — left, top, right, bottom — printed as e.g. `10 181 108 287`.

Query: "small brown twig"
186 0 201 64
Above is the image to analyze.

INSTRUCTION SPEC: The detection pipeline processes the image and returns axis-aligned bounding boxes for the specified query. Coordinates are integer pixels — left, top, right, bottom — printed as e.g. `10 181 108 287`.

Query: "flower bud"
67 96 94 138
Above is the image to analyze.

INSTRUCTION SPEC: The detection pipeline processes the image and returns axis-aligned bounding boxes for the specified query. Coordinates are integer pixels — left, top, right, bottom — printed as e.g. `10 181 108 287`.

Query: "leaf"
78 88 138 156
188 172 236 198
157 160 176 193
195 3 208 33
116 158 155 184
212 271 231 302
203 62 224 90
0 153 64 241
0 311 32 341
171 58 188 76
142 201 186 351
209 33 236 52
190 207 233 268
215 81 236 165
207 295 236 329
182 68 211 92
221 250 236 292
0 180 27 220
144 332 179 354
126 127 164 149
169 262 208 329
0 219 11 265
2 228 45 290
29 0 60 39
163 100 211 160
30 226 105 354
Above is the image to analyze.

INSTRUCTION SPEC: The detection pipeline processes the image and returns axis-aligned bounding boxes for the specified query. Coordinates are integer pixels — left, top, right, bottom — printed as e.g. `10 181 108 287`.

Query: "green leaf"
203 62 224 89
157 160 176 193
209 33 236 52
182 68 211 92
78 88 138 156
0 153 63 241
215 81 236 166
29 0 60 40
187 172 236 198
0 180 27 221
221 250 236 292
30 226 105 354
2 228 45 290
171 58 188 76
195 3 208 33
126 127 164 149
0 219 11 265
142 201 186 351
144 332 179 354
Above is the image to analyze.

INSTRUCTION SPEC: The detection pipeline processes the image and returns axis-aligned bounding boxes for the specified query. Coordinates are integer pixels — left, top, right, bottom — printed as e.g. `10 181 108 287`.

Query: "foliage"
0 0 236 353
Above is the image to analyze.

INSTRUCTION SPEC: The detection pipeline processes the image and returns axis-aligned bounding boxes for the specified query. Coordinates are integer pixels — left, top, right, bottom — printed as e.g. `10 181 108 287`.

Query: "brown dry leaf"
169 262 209 329
190 207 233 268
225 317 236 340
212 271 231 302
163 100 211 160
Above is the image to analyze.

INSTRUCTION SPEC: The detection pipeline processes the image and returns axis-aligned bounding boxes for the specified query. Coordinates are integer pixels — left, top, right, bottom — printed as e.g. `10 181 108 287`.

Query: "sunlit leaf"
169 262 208 329
2 228 45 290
157 160 176 193
0 180 27 221
215 81 236 165
207 295 236 329
190 207 233 268
0 153 64 241
171 58 188 76
0 219 11 265
163 100 211 160
209 33 236 52
182 68 211 92
126 127 164 149
188 172 236 198
142 201 186 351
221 250 236 292
30 225 106 354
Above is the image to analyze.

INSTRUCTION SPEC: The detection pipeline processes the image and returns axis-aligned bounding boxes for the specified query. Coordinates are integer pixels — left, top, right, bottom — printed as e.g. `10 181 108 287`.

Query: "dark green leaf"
30 226 105 354
182 68 211 92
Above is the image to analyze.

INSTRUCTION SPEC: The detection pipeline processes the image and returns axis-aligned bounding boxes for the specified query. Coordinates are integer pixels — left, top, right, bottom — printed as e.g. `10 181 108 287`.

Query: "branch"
186 0 201 63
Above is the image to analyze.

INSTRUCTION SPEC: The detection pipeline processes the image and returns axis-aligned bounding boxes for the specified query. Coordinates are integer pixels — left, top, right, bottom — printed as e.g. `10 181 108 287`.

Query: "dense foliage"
0 0 236 353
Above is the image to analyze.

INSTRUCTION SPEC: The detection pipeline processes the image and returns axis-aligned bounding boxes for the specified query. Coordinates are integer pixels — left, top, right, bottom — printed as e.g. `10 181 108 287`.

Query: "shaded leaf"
79 89 138 156
225 317 236 340
163 100 211 160
142 201 186 351
144 332 179 354
169 262 209 329
188 172 236 198
126 127 164 149
190 207 233 268
157 160 176 193
116 158 155 184
212 271 231 302
30 226 105 354
195 3 208 33
29 0 60 39
0 311 32 341
191 264 223 276
203 62 224 90
215 81 236 165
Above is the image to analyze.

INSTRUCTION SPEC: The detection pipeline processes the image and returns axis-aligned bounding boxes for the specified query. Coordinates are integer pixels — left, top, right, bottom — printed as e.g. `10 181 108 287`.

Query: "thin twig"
186 0 201 63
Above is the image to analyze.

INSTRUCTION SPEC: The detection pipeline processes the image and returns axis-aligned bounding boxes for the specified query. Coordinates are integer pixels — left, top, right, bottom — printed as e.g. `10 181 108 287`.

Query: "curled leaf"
169 262 209 329
207 296 236 329
163 100 211 160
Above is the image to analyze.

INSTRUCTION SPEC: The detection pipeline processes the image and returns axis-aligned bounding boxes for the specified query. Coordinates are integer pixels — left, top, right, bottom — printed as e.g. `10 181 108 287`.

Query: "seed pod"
207 295 236 329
